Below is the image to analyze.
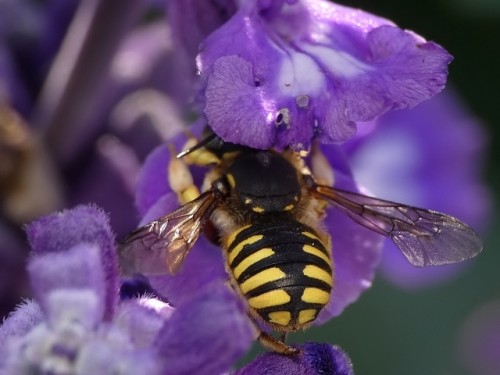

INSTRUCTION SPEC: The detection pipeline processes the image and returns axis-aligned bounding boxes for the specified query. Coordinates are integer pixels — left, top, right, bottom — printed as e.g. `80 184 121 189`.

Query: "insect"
119 132 483 354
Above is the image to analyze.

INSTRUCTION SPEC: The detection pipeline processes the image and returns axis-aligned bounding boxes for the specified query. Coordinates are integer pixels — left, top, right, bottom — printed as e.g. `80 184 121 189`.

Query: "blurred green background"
292 1 500 374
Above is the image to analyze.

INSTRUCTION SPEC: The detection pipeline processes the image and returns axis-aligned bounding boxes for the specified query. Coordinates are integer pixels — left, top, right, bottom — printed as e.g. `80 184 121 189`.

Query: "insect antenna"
176 132 218 159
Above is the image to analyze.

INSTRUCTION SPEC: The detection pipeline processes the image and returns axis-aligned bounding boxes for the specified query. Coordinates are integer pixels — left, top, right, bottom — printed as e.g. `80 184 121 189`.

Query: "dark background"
293 1 500 374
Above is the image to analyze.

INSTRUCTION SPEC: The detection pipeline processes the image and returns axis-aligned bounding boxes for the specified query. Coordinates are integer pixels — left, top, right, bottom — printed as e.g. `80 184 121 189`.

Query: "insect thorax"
223 219 333 331
225 150 302 215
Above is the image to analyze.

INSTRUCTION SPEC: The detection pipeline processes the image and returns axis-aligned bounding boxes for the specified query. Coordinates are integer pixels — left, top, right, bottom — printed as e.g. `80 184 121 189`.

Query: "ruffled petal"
197 0 452 150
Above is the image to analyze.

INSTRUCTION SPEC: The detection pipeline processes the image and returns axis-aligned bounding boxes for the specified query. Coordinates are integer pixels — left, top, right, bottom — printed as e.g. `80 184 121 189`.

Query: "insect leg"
243 312 298 355
258 330 299 355
168 146 201 205
310 143 335 187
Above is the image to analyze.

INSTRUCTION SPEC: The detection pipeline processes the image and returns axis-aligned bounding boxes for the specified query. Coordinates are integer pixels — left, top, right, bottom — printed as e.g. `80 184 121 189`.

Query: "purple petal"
139 193 179 226
301 343 353 375
168 0 237 61
0 300 43 367
135 141 206 217
27 243 106 320
44 289 103 329
234 342 353 375
346 89 491 288
135 145 174 216
26 205 119 319
203 55 284 149
197 0 452 150
154 282 255 375
148 235 227 307
115 299 171 348
316 145 384 322
76 337 162 375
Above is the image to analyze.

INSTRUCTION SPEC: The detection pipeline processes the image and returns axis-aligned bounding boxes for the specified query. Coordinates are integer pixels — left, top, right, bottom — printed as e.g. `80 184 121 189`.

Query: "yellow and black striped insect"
119 133 483 354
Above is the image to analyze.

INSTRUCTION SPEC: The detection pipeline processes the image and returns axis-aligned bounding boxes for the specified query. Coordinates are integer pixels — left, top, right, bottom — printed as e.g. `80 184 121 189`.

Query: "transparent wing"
119 191 219 276
312 185 483 267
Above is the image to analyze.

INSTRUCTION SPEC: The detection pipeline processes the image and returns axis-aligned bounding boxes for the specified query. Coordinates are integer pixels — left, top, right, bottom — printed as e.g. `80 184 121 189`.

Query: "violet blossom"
194 0 452 150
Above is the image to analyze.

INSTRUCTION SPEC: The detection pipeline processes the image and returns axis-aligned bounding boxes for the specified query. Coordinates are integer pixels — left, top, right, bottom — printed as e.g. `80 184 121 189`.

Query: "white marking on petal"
46 289 102 330
277 52 325 95
302 44 371 77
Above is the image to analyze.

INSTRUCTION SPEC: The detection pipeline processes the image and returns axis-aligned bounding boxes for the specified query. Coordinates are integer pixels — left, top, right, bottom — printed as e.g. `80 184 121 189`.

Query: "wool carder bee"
119 133 483 354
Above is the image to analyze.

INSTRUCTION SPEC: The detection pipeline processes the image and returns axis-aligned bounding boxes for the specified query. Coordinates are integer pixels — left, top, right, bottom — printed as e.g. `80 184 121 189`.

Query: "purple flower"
196 0 452 150
344 89 491 288
0 205 261 374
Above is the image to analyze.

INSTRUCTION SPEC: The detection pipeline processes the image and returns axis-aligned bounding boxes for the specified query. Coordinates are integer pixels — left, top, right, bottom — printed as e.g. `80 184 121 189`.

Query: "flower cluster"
0 0 491 374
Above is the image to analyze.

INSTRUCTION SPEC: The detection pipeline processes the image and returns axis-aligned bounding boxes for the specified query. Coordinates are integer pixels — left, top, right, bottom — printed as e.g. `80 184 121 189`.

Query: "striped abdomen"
225 220 333 331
